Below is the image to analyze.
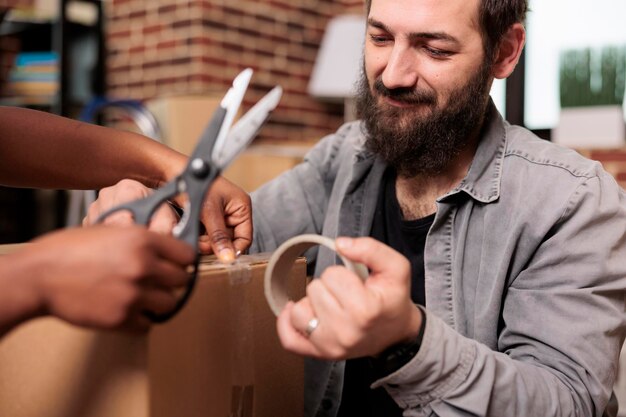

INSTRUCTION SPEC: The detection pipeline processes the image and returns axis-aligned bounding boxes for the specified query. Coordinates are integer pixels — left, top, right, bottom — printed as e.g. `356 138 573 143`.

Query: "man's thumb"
335 236 409 279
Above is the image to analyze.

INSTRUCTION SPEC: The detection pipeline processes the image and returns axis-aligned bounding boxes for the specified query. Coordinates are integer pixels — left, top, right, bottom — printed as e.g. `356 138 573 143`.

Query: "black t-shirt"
337 168 434 417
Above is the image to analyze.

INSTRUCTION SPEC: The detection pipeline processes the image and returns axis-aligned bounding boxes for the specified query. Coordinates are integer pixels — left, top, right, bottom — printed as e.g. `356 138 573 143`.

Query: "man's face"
358 0 494 177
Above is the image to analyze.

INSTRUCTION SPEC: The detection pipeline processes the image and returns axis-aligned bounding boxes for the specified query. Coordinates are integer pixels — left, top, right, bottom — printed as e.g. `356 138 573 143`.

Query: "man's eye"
369 34 391 44
424 47 452 58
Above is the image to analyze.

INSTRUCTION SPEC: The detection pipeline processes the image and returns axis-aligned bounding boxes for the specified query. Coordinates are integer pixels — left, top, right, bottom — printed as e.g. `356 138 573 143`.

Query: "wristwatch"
370 308 426 378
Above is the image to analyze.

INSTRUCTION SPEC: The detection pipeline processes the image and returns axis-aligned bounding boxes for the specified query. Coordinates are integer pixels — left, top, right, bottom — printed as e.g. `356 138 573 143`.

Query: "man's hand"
276 237 423 360
0 225 195 333
84 177 253 261
84 179 179 234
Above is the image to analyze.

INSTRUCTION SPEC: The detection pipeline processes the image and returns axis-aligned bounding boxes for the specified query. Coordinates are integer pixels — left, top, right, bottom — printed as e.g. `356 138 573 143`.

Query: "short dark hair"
363 0 528 62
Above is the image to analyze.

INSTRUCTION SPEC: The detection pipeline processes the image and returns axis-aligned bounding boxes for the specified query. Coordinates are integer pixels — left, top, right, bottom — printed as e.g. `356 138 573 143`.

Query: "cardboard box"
146 94 317 192
146 95 225 156
0 251 305 417
223 143 314 192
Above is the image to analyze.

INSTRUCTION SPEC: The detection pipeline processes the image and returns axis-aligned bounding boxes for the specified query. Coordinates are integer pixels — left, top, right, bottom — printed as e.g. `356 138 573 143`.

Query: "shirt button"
321 399 333 410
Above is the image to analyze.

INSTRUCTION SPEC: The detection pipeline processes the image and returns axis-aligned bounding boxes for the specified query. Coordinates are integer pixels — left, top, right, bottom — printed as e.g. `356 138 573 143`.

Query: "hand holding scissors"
97 69 282 322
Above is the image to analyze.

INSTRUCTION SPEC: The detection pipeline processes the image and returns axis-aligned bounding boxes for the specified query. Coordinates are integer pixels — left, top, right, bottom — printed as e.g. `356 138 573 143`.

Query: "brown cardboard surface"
149 255 305 417
0 252 305 417
0 322 149 417
223 143 315 192
146 94 225 156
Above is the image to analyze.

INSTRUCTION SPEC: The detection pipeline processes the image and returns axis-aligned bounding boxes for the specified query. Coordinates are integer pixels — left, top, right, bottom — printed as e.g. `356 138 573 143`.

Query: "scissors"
97 68 283 322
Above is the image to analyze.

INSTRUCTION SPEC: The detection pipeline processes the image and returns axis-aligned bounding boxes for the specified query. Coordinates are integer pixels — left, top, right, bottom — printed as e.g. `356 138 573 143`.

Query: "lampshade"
308 15 365 101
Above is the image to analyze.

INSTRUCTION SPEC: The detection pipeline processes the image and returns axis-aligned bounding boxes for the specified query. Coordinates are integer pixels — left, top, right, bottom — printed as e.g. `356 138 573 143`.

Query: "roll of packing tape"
264 234 369 316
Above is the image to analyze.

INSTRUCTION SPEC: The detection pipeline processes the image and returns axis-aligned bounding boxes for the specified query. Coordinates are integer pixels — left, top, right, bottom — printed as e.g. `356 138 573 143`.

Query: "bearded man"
250 0 625 415
87 0 626 416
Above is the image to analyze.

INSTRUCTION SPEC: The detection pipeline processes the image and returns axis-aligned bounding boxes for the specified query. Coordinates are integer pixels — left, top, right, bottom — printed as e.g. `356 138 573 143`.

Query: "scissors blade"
212 85 283 168
188 68 253 162
211 68 253 156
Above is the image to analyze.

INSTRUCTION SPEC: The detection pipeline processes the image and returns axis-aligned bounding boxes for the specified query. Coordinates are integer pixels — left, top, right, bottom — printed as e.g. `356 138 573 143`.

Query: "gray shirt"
251 104 626 417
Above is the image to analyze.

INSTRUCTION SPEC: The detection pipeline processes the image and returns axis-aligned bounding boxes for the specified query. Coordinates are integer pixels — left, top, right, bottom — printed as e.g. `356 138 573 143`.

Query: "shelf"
0 0 105 239
0 96 56 107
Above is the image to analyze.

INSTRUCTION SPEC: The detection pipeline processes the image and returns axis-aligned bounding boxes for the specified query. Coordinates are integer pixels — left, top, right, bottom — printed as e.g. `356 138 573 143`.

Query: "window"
524 0 626 130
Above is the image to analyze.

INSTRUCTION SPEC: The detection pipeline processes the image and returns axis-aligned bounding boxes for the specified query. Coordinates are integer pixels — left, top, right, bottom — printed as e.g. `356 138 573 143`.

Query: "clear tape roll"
264 234 369 316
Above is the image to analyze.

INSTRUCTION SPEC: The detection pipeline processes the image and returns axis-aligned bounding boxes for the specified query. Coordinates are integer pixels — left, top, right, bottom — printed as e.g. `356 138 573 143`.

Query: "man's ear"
492 23 526 79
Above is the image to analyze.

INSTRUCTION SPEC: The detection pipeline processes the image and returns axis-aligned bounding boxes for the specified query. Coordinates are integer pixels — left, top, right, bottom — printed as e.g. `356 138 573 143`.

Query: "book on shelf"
5 51 58 101
15 51 58 67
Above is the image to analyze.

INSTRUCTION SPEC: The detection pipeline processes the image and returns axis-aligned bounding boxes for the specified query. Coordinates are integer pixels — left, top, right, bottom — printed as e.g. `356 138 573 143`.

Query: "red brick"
589 150 626 163
109 29 132 39
157 39 178 50
129 9 147 20
142 24 162 35
158 4 178 14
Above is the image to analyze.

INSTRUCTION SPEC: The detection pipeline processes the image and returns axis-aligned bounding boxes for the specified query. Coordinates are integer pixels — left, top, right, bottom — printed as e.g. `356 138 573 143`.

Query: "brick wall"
578 149 626 190
106 0 366 143
340 0 367 14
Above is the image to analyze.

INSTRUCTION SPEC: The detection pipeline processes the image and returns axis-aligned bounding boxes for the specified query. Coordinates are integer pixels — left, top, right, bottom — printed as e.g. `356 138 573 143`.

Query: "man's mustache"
373 78 437 106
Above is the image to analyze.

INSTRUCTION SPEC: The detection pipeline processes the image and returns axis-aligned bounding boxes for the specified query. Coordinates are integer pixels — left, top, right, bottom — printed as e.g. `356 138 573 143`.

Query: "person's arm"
0 106 186 189
0 225 195 337
0 106 252 260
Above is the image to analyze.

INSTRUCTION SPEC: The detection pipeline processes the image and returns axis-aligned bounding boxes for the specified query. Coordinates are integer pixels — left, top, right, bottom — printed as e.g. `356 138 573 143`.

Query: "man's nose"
381 46 418 89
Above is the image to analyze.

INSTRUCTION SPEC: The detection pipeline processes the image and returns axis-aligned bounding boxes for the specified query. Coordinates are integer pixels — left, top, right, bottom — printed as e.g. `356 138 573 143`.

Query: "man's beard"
356 61 492 177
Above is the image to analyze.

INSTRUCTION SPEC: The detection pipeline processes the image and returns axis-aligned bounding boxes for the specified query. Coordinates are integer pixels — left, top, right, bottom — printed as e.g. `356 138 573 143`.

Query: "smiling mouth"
381 96 434 109
383 97 417 108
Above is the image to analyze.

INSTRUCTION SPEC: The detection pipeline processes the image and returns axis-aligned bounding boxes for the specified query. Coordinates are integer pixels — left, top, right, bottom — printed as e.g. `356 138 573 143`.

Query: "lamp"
308 15 365 121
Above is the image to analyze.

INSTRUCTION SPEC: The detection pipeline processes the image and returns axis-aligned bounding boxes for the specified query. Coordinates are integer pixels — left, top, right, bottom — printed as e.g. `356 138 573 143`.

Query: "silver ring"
305 317 320 336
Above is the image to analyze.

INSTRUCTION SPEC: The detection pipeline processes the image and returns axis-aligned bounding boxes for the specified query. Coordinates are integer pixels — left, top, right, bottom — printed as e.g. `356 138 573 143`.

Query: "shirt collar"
443 100 507 204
